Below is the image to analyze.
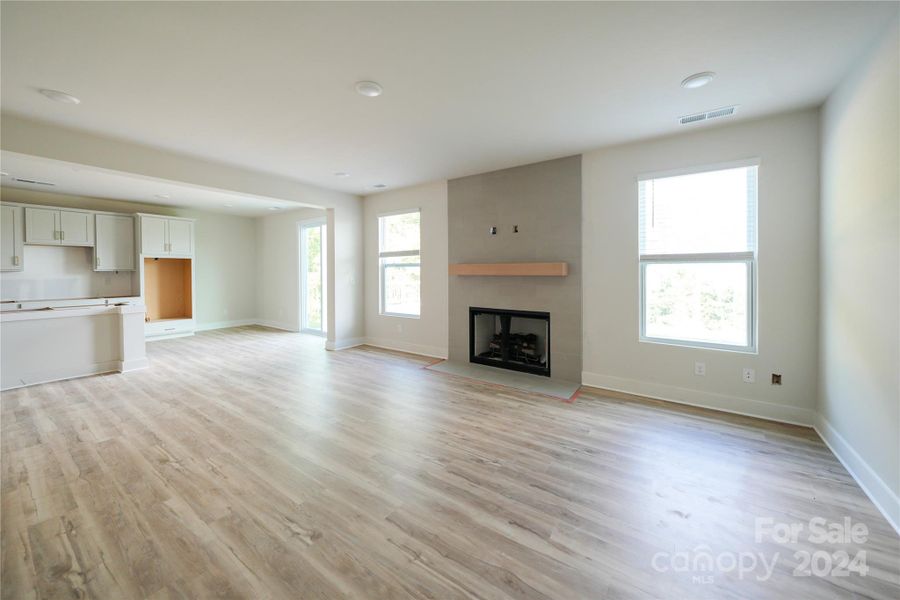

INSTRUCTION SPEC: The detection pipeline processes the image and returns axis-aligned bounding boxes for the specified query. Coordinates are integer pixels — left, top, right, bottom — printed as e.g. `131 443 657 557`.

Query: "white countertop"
0 302 145 322
1 296 141 312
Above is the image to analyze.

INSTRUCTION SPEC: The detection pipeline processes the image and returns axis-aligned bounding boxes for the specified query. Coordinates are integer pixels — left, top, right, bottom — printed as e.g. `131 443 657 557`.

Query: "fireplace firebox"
469 307 550 377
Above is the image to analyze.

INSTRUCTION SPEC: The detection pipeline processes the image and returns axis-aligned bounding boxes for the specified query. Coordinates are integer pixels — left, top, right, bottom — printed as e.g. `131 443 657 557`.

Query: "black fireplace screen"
469 307 550 377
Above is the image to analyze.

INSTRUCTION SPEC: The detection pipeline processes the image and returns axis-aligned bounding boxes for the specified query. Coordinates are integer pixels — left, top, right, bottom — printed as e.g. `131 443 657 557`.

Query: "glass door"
300 221 326 334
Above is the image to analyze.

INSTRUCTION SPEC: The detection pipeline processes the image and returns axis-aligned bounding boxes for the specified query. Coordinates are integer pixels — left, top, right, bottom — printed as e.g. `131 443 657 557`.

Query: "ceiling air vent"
11 177 55 186
679 105 738 125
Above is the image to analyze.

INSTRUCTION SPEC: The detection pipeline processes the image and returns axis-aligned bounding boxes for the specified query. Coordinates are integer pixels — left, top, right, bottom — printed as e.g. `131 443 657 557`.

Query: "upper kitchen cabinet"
167 219 193 256
94 214 136 271
1 205 24 272
25 207 94 246
59 210 94 245
137 214 194 257
140 215 168 255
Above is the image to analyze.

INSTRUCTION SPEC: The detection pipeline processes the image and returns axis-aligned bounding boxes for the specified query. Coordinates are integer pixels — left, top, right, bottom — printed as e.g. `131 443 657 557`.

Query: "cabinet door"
95 214 135 271
141 216 168 255
167 219 193 256
59 210 94 246
25 207 59 244
1 206 23 271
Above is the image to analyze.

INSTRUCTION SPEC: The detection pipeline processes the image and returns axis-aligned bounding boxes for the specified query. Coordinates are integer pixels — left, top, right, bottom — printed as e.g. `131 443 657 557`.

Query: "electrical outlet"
771 373 782 385
742 368 756 384
694 362 706 376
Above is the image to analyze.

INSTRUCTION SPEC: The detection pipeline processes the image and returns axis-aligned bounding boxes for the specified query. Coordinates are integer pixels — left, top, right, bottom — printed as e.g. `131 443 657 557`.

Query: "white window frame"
299 218 327 335
638 161 758 353
378 208 421 318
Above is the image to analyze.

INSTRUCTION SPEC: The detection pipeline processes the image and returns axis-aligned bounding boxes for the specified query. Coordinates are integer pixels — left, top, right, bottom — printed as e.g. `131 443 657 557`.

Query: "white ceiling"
1 2 896 196
0 151 315 216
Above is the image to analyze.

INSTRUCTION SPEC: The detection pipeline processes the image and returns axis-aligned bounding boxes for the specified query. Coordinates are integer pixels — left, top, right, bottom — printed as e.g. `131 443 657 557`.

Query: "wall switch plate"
694 362 706 376
742 368 756 383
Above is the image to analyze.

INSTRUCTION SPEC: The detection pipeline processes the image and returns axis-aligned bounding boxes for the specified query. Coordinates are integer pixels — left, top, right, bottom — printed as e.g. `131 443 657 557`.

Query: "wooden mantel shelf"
449 262 569 277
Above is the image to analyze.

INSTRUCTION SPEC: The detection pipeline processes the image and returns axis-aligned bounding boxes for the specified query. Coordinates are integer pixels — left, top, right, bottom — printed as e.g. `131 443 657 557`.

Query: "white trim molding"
2 361 122 391
325 337 366 351
254 319 299 332
118 358 150 373
195 319 259 332
581 371 815 426
364 337 448 359
814 414 900 535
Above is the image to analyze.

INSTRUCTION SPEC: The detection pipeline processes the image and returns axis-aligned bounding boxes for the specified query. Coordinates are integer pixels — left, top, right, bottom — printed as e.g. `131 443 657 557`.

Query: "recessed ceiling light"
39 89 81 104
334 172 350 178
373 184 387 189
681 72 716 89
355 81 383 97
268 206 281 211
154 194 170 200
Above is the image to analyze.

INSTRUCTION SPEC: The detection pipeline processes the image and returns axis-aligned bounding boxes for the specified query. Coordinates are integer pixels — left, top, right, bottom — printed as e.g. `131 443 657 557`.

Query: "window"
639 163 757 351
300 220 326 333
379 210 420 317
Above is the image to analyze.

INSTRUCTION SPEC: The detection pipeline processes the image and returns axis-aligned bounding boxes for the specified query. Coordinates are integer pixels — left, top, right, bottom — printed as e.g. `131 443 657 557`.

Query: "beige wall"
0 187 258 329
364 181 449 358
0 114 365 346
582 109 820 424
818 19 899 529
255 206 327 332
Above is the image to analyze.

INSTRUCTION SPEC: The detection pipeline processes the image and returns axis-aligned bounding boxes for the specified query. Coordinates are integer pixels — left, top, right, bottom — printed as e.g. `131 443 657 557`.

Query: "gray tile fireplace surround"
447 155 582 383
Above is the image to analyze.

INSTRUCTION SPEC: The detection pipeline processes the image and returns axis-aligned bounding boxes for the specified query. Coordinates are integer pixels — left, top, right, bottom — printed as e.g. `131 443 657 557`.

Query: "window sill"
639 336 757 355
380 312 420 320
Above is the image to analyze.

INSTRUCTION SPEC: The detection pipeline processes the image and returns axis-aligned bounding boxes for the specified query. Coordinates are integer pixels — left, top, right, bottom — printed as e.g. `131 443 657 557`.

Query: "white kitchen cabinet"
1 205 24 272
59 210 94 246
140 215 168 255
25 207 94 246
24 207 58 244
138 214 194 257
94 214 135 271
167 218 193 256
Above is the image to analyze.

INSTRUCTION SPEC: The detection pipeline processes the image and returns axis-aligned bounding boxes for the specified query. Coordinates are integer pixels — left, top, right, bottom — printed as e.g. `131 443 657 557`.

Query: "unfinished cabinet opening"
143 257 193 322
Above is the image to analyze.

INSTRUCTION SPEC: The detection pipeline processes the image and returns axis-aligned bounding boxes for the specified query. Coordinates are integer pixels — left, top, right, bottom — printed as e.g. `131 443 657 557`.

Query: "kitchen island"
1 297 147 390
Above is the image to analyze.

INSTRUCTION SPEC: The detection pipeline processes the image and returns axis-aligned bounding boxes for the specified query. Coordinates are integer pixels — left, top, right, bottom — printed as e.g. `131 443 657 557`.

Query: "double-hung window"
639 162 758 352
379 210 421 317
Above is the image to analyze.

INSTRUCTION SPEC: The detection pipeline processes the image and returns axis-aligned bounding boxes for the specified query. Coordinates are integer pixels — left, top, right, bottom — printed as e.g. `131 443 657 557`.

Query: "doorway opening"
300 220 327 335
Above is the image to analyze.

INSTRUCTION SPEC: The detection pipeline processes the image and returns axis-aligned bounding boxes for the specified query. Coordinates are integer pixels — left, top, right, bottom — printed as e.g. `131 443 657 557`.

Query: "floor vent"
679 105 738 125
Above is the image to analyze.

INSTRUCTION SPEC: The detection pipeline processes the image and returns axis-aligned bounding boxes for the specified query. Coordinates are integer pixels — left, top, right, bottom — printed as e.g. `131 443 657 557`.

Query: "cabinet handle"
53 230 58 240
12 256 19 266
96 256 100 267
60 230 65 241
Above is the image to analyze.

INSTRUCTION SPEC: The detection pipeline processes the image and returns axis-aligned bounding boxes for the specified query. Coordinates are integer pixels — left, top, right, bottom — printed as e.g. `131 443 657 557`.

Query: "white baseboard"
1 360 121 391
814 414 900 535
581 371 814 426
325 337 366 351
364 337 448 359
146 331 194 342
195 319 258 332
118 358 150 372
254 319 298 332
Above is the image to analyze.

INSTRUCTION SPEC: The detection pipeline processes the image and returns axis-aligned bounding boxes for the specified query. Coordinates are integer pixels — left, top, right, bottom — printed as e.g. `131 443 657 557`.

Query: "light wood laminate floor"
2 326 898 599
